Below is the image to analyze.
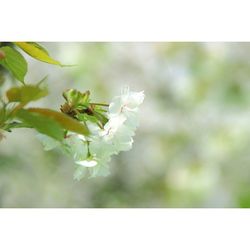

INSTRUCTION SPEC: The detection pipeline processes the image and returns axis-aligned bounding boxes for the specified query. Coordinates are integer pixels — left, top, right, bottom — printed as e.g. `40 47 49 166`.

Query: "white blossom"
99 115 127 140
109 87 145 116
75 159 98 167
74 87 144 178
64 133 88 160
38 87 144 180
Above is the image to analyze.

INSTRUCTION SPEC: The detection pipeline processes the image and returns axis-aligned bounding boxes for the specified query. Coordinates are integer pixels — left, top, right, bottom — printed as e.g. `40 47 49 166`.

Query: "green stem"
86 141 91 158
90 102 109 107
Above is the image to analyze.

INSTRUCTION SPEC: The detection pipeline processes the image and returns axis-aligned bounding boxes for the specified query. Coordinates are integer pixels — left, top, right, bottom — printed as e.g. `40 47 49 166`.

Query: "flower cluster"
38 87 144 180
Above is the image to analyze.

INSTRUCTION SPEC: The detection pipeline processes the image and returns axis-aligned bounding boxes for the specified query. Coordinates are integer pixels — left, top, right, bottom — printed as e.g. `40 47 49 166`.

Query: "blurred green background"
1 42 250 207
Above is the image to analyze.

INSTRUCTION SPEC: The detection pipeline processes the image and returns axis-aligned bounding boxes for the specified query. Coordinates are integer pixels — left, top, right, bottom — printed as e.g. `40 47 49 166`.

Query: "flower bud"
62 89 90 108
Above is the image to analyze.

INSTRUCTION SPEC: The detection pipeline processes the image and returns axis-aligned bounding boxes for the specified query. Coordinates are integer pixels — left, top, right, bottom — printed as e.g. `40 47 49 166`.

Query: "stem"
86 141 91 158
90 102 109 107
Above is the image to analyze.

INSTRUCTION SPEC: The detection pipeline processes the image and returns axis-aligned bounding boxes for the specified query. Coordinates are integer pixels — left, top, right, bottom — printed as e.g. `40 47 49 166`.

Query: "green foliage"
62 89 90 108
0 42 144 183
61 89 109 128
0 46 27 83
16 109 65 140
6 85 48 104
3 42 250 206
0 42 63 84
27 108 89 136
76 113 99 124
92 109 108 126
2 121 32 131
0 42 92 140
15 42 62 65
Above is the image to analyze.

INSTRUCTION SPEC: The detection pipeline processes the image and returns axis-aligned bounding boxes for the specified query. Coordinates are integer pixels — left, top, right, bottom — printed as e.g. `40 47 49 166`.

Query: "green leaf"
76 113 103 128
15 42 61 65
93 110 108 126
6 85 48 104
77 113 98 123
16 109 64 140
1 121 32 132
0 46 27 83
27 108 89 136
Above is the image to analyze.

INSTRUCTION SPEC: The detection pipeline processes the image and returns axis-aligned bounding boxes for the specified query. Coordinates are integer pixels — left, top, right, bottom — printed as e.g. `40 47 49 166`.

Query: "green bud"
62 89 90 108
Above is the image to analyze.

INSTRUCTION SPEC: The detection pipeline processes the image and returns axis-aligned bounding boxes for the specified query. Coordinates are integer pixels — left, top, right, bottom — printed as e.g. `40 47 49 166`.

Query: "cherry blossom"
38 87 144 180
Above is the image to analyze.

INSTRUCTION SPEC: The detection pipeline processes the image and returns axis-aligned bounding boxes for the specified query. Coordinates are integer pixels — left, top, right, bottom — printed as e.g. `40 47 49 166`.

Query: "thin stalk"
90 102 109 107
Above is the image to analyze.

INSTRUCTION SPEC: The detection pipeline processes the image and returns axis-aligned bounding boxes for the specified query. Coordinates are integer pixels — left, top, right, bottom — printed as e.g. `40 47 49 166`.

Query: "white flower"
38 87 145 180
73 166 87 180
77 134 86 141
85 121 100 136
36 134 60 151
109 87 145 116
88 163 110 178
99 115 126 140
90 137 116 159
100 87 144 140
80 87 144 178
75 159 98 167
64 134 88 160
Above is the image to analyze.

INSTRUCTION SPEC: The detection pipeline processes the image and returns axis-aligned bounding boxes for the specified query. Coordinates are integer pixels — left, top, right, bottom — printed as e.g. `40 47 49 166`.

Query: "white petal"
100 114 126 140
126 91 145 110
86 121 100 136
124 111 140 129
74 166 87 180
75 159 98 167
77 134 86 141
89 163 110 178
37 134 60 151
64 135 88 160
112 138 133 152
109 87 144 116
109 97 123 115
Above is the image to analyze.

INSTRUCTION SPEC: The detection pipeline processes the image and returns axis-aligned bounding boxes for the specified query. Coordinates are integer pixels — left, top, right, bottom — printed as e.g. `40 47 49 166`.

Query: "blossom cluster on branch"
0 42 146 180
38 87 145 180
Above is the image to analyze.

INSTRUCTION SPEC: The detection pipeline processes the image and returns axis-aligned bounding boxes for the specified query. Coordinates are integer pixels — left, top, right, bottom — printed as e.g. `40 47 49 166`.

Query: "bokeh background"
1 42 250 207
